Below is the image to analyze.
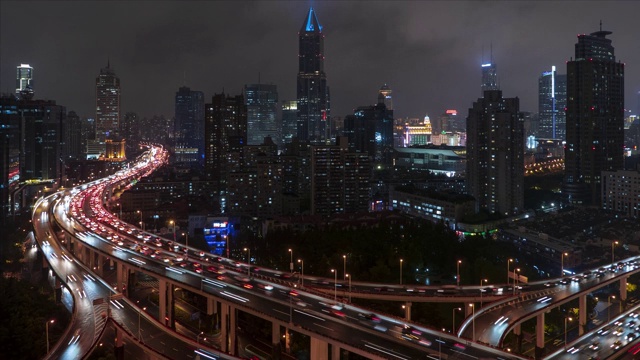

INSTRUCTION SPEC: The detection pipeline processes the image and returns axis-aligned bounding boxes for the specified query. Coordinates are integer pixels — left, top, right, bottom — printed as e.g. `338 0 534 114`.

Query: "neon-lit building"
95 61 120 139
16 64 34 98
394 145 466 177
538 66 567 139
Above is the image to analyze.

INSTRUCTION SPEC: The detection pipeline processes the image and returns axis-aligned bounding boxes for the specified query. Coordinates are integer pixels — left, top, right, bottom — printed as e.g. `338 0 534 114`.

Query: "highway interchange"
32 144 640 359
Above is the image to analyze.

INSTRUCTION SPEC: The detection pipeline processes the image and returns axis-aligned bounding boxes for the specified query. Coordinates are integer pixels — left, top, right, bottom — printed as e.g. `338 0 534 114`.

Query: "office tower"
481 63 499 93
120 112 139 146
297 7 330 144
378 84 393 111
16 64 34 99
244 84 279 146
343 101 394 167
281 100 298 146
538 66 567 139
205 93 247 212
0 96 21 221
95 61 121 139
174 86 205 157
311 138 370 216
65 111 83 160
563 28 625 205
466 90 524 215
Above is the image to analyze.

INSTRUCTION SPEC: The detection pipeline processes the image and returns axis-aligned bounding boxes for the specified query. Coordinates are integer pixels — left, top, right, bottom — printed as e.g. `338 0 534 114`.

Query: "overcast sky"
2 1 639 120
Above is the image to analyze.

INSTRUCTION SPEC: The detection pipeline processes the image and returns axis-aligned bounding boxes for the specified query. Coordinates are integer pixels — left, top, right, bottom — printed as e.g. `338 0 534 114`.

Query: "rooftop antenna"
107 55 110 68
258 72 261 85
482 45 485 64
490 43 493 64
183 70 186 86
600 19 602 31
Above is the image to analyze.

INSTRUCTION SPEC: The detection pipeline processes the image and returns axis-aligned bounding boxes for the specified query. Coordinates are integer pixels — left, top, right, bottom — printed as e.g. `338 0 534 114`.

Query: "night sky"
2 1 639 121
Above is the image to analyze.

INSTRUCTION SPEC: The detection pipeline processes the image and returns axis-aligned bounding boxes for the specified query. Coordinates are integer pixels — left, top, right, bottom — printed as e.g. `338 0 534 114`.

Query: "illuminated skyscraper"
281 100 298 146
297 7 330 144
538 66 567 139
95 61 121 139
244 84 278 145
563 27 624 205
175 86 205 158
467 90 523 215
481 63 499 93
16 64 34 98
377 84 393 111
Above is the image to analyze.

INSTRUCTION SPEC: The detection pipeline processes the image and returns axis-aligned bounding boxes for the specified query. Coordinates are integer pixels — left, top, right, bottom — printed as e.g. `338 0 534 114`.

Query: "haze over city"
1 1 639 119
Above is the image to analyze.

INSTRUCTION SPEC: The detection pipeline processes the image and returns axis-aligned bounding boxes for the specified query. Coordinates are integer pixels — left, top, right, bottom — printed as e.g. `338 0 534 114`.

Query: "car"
402 325 423 336
597 326 611 335
627 333 638 341
611 340 623 350
588 341 600 350
559 278 570 285
359 313 381 323
243 283 253 289
257 283 274 291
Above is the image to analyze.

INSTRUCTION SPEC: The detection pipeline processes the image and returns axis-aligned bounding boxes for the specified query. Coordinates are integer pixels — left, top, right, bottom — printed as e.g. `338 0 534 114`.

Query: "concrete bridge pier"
310 338 329 360
579 295 587 335
620 276 628 309
403 301 412 321
272 322 282 358
114 327 125 360
535 312 545 360
513 323 523 353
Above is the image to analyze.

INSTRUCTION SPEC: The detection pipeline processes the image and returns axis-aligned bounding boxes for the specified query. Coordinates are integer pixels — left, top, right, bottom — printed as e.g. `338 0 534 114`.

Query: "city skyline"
1 1 639 121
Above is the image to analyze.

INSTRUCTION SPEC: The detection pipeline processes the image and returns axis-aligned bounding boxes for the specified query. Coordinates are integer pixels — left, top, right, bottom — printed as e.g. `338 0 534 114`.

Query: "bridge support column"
579 295 587 335
114 327 125 360
116 262 125 293
331 343 340 360
513 323 523 353
42 255 49 276
110 258 115 270
310 337 329 360
55 277 62 303
403 301 412 321
159 279 169 327
206 297 217 315
220 303 229 353
535 313 545 359
85 247 91 266
229 304 236 355
620 277 628 309
75 241 83 262
95 254 103 276
272 322 282 356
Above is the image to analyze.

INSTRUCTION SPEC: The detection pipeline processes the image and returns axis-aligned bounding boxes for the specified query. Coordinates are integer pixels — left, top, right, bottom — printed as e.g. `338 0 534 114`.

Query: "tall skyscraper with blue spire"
297 7 330 144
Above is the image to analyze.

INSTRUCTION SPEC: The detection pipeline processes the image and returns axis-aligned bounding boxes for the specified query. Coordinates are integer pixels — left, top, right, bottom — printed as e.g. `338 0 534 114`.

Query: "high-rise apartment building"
602 169 640 218
175 86 205 160
343 102 394 167
311 137 370 216
378 84 393 111
538 66 567 139
244 84 278 146
281 100 298 146
481 63 499 93
65 111 83 160
95 61 121 139
16 64 34 98
205 93 247 212
297 7 330 144
563 28 625 205
466 90 524 215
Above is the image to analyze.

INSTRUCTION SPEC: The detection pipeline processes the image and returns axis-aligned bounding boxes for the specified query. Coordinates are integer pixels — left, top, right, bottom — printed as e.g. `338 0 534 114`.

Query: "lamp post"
561 252 568 276
182 232 189 248
297 259 304 287
117 203 122 219
343 255 347 281
480 279 488 306
469 303 475 342
457 260 462 286
400 259 403 285
609 295 616 322
507 258 513 286
46 319 55 353
244 248 251 277
288 248 293 273
197 332 206 344
612 241 619 264
138 306 147 340
137 210 143 230
513 268 521 296
452 307 461 336
331 269 337 302
564 316 573 348
169 220 176 242
346 274 352 302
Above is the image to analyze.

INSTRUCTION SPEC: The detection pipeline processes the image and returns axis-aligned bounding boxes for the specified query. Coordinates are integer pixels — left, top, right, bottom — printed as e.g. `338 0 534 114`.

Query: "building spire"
107 56 110 69
599 19 602 31
301 7 322 33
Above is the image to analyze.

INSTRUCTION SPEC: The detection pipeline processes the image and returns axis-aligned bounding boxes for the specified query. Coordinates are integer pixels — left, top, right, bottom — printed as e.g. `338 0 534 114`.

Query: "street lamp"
400 259 403 285
452 307 461 336
480 278 488 306
612 241 619 264
513 268 521 296
507 258 513 286
169 220 176 242
564 316 573 348
457 260 462 286
288 248 293 273
608 295 616 322
244 248 251 277
561 252 568 276
46 319 55 353
117 203 122 219
137 210 143 230
138 306 147 340
343 255 347 281
297 259 304 287
197 331 206 344
346 273 352 302
469 303 475 342
331 269 337 302
182 232 189 248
